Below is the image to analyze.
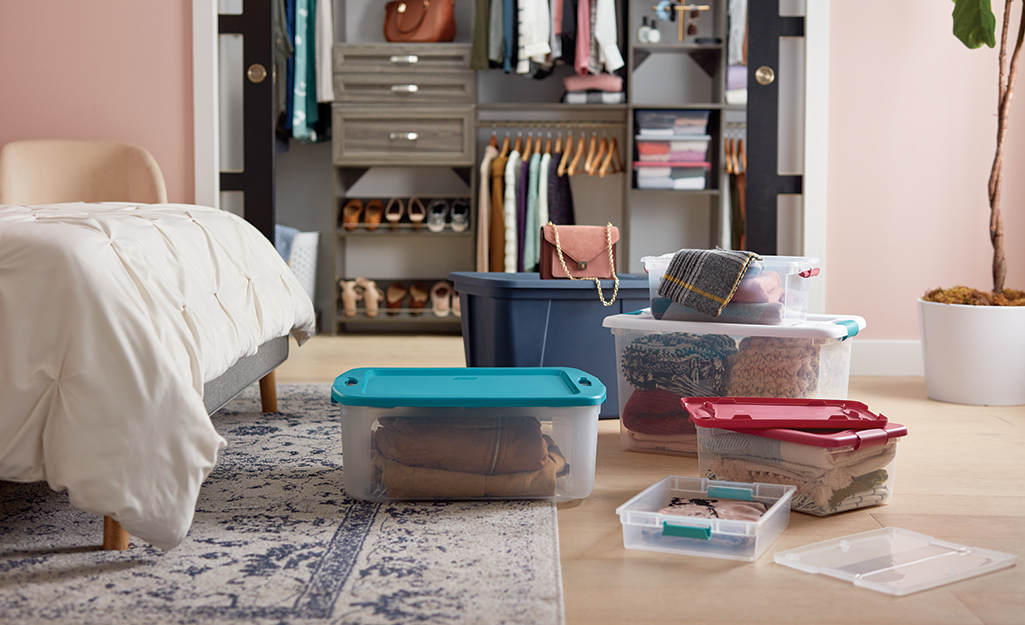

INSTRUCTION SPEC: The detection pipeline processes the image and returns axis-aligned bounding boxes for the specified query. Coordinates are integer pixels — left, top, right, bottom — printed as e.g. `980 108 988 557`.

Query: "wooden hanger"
737 138 746 173
545 132 552 155
499 132 510 157
554 132 563 155
489 127 497 148
568 133 587 175
523 133 534 160
584 132 598 173
513 132 523 153
590 137 609 176
725 137 735 175
558 132 574 176
599 137 621 177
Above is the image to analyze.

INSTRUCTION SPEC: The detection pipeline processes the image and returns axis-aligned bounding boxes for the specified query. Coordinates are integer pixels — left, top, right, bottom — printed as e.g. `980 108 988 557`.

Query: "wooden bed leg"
259 369 278 413
103 516 130 550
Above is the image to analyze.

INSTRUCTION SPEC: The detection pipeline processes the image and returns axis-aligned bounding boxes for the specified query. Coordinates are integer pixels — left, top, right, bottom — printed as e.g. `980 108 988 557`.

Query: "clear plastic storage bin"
331 367 605 502
616 476 796 561
602 310 866 457
688 397 907 516
633 162 710 190
642 254 820 325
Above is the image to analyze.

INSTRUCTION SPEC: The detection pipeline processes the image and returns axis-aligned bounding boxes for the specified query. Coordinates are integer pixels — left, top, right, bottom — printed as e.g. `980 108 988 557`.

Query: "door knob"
247 63 268 84
755 65 775 86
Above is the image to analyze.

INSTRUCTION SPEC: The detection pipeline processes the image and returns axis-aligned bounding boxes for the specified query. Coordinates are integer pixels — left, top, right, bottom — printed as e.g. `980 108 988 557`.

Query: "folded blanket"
656 249 762 317
655 300 786 325
726 336 820 397
621 387 694 435
374 416 547 475
624 430 698 455
373 435 569 499
621 331 737 397
699 431 898 472
731 271 783 304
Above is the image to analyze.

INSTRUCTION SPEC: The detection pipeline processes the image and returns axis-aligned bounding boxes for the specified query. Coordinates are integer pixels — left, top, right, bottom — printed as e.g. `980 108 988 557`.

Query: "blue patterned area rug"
0 384 564 625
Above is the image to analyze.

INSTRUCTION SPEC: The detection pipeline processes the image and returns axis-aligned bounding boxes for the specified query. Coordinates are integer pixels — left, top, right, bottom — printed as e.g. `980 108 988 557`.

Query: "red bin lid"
683 397 888 430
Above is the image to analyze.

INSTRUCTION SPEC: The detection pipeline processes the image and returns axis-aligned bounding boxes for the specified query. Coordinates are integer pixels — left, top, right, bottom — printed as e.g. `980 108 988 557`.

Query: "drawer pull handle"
389 54 419 64
391 84 420 93
389 132 419 141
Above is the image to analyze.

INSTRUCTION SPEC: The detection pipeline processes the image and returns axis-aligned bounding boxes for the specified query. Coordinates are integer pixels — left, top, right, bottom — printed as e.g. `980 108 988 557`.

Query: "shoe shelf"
336 276 460 331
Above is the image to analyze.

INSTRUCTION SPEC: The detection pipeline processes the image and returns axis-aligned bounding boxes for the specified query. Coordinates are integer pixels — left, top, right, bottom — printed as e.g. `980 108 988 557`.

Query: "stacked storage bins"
633 110 712 190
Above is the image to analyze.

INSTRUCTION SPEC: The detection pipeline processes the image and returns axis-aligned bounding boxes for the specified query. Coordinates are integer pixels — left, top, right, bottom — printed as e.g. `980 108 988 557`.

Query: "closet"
270 0 795 334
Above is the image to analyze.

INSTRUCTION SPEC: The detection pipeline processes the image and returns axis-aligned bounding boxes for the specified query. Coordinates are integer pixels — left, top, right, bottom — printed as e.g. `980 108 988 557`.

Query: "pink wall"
827 1 1025 340
0 0 194 203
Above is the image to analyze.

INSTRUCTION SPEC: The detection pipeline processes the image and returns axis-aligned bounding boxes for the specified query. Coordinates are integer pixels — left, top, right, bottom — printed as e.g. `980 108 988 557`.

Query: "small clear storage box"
602 310 866 457
330 367 604 502
641 254 820 325
616 475 796 562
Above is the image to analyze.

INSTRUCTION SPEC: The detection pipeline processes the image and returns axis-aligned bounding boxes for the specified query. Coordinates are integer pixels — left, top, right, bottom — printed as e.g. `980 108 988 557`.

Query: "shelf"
630 103 729 110
633 43 723 52
629 188 721 197
336 226 474 238
477 103 629 113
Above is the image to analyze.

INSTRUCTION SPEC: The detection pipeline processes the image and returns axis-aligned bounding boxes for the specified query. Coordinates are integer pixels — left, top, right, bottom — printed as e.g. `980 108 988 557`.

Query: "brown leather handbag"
384 0 456 43
539 222 620 306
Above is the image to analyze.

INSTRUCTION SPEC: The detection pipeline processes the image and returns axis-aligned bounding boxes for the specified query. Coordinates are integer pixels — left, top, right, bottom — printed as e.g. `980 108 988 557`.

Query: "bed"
0 201 317 551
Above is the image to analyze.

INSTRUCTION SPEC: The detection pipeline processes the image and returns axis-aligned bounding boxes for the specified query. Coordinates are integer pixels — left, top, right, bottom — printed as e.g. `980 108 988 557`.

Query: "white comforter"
0 202 316 550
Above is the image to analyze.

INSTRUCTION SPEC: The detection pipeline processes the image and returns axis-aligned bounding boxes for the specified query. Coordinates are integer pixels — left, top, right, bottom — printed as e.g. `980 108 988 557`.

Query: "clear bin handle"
662 523 711 540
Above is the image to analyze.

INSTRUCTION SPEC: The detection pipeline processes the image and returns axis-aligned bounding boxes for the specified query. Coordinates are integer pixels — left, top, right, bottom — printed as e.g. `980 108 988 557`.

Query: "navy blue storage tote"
448 272 649 418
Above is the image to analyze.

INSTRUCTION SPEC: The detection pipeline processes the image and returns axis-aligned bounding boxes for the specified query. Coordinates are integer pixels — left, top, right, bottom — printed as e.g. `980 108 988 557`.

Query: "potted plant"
918 0 1025 405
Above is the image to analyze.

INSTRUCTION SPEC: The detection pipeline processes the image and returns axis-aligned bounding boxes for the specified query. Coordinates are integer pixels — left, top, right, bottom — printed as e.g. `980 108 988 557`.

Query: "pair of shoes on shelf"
340 278 384 317
425 199 471 233
384 280 430 315
341 199 384 231
384 197 427 230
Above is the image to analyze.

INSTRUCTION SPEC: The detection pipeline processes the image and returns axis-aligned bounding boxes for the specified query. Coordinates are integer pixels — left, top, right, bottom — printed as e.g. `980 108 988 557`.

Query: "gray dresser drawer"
333 43 472 74
332 106 474 166
333 72 475 105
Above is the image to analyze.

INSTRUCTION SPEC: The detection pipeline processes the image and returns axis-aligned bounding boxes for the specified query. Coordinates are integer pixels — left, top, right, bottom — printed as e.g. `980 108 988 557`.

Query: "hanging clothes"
516 152 530 271
489 140 510 272
524 151 543 271
314 0 335 103
478 143 500 271
503 147 522 272
472 0 491 69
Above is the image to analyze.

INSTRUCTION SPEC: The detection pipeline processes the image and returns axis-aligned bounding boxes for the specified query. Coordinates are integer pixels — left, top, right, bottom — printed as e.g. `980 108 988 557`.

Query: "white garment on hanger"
503 150 522 272
516 0 552 73
538 151 551 228
593 0 623 73
477 144 500 271
315 0 336 103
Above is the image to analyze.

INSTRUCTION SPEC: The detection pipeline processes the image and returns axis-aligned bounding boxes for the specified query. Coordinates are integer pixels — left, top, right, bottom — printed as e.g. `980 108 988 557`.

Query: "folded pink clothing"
658 497 767 522
732 272 783 303
562 72 623 93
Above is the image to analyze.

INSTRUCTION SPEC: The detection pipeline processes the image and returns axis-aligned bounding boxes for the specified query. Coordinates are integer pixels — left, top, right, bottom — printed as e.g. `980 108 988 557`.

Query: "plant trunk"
990 1 1025 293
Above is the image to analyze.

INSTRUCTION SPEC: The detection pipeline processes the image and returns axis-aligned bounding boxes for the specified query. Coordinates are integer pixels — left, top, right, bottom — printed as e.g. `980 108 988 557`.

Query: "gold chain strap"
549 221 619 307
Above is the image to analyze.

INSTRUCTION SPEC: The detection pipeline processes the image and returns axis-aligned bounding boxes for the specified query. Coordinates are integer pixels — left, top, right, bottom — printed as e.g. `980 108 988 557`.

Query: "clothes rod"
476 121 625 129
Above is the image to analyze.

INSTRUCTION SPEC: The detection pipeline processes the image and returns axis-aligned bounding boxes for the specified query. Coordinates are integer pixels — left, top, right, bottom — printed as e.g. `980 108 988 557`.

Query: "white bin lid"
603 309 866 340
774 527 1018 596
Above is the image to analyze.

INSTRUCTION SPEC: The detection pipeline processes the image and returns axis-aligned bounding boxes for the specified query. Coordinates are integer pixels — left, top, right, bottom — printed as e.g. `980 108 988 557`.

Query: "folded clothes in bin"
687 397 908 516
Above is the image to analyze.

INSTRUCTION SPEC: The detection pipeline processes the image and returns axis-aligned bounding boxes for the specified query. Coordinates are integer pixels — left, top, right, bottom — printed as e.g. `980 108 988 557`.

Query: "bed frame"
101 335 290 550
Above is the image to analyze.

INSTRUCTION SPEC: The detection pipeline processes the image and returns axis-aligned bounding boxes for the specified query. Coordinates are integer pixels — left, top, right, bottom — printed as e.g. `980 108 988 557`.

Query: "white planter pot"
918 298 1025 405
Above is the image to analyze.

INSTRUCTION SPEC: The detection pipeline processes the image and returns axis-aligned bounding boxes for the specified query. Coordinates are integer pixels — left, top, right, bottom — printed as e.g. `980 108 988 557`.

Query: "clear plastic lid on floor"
773 527 1018 596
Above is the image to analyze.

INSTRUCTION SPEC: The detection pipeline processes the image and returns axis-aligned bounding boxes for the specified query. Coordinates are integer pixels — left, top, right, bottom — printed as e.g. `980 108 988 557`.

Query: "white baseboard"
851 340 924 377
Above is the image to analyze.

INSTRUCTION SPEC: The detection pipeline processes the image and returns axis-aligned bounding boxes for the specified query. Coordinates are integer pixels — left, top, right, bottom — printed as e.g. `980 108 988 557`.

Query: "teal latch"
708 485 753 501
662 523 712 540
835 319 861 341
625 309 644 315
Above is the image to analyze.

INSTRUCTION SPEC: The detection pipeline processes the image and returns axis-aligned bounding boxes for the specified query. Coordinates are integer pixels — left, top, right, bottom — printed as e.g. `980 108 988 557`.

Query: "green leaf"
952 0 997 49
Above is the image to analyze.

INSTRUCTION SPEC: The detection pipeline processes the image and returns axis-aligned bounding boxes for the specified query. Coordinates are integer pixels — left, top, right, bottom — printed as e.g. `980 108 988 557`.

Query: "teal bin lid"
331 367 607 408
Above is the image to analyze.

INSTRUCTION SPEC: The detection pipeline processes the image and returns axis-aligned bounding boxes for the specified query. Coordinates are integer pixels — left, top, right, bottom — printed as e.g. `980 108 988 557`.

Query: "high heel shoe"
407 197 426 231
385 198 405 230
356 277 383 317
339 279 362 317
426 199 450 233
341 199 363 231
363 199 384 231
408 281 430 315
385 281 407 316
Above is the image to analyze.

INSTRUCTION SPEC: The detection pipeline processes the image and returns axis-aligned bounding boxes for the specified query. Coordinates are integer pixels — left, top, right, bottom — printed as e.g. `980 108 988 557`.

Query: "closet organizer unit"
330 43 476 331
623 0 745 271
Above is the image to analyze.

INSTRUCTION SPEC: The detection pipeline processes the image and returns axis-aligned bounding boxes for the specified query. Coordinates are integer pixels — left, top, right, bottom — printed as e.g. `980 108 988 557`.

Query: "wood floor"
277 335 1025 625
